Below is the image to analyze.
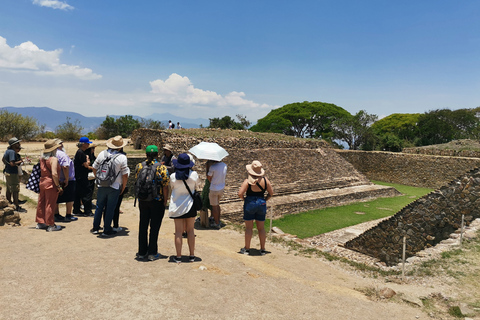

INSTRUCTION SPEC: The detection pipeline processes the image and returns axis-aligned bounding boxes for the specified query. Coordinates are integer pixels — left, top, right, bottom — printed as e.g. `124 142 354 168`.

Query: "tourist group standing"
4 137 275 261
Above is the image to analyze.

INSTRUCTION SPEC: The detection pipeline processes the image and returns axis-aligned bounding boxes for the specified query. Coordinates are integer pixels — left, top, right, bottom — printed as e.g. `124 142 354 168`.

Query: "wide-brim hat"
8 137 21 147
246 160 265 185
106 136 128 150
43 139 62 153
163 144 174 152
173 153 194 169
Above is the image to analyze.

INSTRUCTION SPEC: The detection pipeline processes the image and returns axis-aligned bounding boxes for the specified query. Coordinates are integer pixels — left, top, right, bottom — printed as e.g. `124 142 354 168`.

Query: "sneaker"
100 230 117 237
113 227 123 232
148 253 161 261
182 231 187 238
54 214 67 222
18 199 27 205
65 214 78 221
90 228 100 234
36 223 48 230
260 249 267 256
189 255 195 262
46 225 62 232
211 223 221 230
173 256 182 263
15 207 27 213
240 248 250 255
83 212 94 217
136 253 146 260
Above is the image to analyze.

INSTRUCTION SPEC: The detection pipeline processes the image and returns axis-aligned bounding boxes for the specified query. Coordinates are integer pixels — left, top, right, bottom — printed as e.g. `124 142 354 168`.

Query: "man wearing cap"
54 139 78 222
91 135 130 237
73 137 93 216
2 137 26 212
134 145 169 261
160 144 176 174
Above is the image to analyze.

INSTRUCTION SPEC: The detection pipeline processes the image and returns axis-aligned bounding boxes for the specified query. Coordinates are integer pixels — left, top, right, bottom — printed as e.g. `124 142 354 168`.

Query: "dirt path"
1 193 437 320
1 141 435 319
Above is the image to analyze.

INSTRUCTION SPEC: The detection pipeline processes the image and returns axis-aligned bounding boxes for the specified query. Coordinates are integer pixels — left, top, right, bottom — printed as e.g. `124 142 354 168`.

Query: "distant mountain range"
1 106 210 133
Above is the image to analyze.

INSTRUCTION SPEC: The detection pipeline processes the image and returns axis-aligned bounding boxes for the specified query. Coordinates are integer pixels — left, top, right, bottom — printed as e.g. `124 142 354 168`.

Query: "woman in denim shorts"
238 160 274 256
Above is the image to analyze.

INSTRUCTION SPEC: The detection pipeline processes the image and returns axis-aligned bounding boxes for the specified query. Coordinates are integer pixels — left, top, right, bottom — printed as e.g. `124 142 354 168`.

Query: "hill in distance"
1 107 209 133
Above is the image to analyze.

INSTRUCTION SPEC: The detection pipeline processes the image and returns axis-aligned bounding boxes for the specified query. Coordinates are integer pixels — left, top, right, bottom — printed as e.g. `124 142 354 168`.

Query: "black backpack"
95 151 120 187
135 161 161 202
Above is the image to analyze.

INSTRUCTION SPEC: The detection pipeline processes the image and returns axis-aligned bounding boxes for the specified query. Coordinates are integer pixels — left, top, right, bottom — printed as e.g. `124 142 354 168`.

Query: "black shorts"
57 180 76 203
171 205 197 219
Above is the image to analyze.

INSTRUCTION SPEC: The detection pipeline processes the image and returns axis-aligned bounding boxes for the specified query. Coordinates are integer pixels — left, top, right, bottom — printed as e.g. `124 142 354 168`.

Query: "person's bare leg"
244 220 254 249
256 221 266 250
66 201 73 215
212 205 220 224
174 219 184 258
185 217 195 256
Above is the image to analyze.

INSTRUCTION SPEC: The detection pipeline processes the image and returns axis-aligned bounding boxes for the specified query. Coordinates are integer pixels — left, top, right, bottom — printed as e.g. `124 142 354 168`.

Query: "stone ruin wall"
336 150 480 189
344 167 480 266
126 129 372 203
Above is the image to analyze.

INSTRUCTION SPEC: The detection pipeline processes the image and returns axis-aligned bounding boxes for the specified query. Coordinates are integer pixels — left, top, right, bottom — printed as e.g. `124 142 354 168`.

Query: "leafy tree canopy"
333 110 378 150
250 101 351 140
96 115 141 139
208 115 248 130
55 117 83 141
0 110 41 141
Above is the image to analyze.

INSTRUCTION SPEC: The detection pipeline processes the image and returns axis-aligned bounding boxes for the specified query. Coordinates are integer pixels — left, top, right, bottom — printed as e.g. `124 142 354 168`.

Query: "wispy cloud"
149 73 274 110
32 0 74 11
0 36 101 80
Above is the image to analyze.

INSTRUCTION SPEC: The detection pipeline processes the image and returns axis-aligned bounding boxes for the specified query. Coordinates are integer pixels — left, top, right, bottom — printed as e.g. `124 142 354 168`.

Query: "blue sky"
1 0 479 123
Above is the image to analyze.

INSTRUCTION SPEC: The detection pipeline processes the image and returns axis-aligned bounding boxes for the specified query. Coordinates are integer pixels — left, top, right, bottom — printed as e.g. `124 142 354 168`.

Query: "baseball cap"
146 145 158 153
79 137 92 144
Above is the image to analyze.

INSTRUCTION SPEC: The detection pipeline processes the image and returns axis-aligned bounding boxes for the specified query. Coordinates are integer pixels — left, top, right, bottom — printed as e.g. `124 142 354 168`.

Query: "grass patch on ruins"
268 181 433 239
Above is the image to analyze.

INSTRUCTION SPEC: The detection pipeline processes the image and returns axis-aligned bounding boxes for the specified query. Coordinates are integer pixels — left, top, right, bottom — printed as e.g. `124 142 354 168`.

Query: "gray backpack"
95 151 120 187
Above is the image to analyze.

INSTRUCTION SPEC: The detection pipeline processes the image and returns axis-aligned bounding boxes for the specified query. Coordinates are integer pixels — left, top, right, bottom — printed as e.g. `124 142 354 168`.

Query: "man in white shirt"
91 136 130 237
207 160 227 229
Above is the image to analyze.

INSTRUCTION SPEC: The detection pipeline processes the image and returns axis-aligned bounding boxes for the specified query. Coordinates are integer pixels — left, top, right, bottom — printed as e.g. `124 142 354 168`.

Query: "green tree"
0 110 41 141
415 109 479 146
55 117 84 141
250 101 351 140
371 113 420 151
140 118 166 130
332 110 378 150
97 115 141 139
208 116 244 130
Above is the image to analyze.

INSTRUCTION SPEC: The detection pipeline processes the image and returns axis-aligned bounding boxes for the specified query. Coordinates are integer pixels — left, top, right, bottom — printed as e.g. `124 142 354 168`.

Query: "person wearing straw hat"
160 143 176 174
2 137 26 212
36 139 63 232
238 160 274 255
91 136 130 237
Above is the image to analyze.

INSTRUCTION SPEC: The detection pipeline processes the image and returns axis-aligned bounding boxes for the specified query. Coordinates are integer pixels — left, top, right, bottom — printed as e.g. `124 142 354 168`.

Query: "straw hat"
163 144 174 152
106 136 128 150
246 160 265 185
43 139 62 153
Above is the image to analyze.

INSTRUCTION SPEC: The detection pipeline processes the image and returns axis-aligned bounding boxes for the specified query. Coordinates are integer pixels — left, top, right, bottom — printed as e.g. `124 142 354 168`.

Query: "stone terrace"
129 129 400 220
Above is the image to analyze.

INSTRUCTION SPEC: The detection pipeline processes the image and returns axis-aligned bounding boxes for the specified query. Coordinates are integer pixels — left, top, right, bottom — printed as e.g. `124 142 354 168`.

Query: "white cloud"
32 0 74 11
0 36 101 80
149 73 274 111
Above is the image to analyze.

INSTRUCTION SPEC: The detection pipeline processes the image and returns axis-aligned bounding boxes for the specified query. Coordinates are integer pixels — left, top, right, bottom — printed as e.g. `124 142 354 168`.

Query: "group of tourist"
2 136 274 261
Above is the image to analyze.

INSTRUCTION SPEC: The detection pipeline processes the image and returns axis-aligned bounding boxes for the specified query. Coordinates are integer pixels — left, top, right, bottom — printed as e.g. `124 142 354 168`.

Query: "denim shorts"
243 196 267 221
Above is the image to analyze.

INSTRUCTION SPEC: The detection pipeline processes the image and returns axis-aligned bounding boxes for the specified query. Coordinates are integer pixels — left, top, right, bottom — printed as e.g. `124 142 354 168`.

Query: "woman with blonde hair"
36 139 63 232
238 160 274 255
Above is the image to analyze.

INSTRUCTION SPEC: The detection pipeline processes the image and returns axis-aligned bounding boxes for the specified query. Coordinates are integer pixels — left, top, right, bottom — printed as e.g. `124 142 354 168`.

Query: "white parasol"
188 142 229 161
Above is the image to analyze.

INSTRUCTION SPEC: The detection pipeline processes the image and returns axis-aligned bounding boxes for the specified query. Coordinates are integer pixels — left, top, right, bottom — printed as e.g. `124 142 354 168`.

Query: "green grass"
267 181 433 239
